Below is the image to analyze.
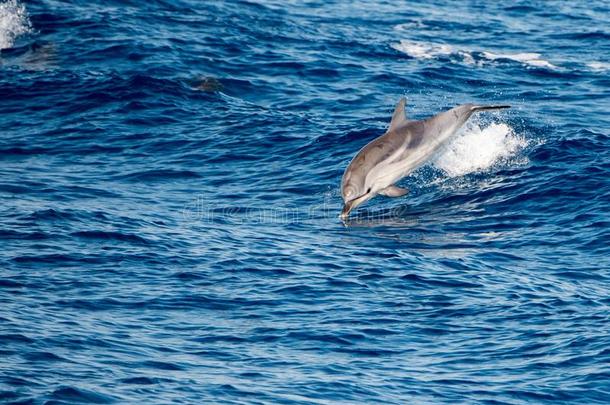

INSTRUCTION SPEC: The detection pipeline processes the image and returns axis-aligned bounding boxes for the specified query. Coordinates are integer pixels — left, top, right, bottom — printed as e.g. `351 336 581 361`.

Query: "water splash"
0 0 31 50
481 51 557 69
432 121 528 177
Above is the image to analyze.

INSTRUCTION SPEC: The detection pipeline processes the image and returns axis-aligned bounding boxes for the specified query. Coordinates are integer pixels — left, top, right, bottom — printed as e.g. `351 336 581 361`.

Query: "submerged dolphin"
340 98 509 219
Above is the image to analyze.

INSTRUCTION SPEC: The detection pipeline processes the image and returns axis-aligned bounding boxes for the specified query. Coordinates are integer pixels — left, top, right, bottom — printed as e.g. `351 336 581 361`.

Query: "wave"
481 51 557 69
72 230 152 246
0 0 31 50
587 61 610 72
48 386 116 404
391 39 557 70
390 40 454 60
392 39 609 74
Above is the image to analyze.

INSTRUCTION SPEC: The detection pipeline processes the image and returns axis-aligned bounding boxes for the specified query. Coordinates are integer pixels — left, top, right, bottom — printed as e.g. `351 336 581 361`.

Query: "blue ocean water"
1 0 609 403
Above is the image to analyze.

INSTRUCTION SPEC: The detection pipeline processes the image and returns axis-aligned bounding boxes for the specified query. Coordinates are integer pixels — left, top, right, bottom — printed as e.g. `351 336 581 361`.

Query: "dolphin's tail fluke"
471 105 511 112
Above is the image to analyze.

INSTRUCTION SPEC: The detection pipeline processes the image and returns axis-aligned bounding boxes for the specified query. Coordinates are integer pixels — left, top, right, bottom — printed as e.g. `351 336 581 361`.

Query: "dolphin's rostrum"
340 98 510 220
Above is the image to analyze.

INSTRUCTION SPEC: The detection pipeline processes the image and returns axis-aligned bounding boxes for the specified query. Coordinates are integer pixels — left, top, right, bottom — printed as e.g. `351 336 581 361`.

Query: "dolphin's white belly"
369 127 456 191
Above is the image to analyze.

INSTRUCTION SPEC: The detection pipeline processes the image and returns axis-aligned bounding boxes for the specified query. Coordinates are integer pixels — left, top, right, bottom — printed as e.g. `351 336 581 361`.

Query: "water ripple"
1 0 609 404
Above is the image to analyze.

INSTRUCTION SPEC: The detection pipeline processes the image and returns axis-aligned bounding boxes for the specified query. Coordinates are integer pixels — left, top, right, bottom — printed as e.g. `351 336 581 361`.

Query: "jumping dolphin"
340 98 509 219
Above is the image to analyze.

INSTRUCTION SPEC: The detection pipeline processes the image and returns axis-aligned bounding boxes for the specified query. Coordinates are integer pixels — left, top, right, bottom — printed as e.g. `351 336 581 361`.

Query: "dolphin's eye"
367 188 371 193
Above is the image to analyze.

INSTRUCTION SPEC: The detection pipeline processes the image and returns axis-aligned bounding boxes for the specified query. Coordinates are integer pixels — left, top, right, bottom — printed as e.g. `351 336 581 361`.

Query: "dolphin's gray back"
360 105 483 188
342 125 410 186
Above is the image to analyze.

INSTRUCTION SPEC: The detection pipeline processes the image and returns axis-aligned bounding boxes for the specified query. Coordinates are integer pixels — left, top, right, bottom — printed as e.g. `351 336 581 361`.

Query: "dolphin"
340 98 509 219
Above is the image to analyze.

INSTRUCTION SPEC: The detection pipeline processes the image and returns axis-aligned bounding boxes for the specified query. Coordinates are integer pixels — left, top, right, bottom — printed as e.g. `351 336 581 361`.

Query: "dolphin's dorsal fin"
388 97 408 132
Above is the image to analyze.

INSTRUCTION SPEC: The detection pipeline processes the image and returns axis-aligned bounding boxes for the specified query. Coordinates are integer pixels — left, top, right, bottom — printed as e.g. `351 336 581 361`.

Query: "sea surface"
1 1 609 404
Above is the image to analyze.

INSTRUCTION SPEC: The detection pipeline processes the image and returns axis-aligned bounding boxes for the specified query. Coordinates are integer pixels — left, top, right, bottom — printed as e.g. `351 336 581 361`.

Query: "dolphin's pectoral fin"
388 97 408 132
379 185 408 197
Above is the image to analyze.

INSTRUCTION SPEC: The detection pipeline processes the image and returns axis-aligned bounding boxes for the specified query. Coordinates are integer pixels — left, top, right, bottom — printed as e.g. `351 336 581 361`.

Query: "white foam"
391 40 454 59
0 0 31 50
481 51 557 69
587 61 610 72
431 121 528 177
393 21 426 31
392 39 557 70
